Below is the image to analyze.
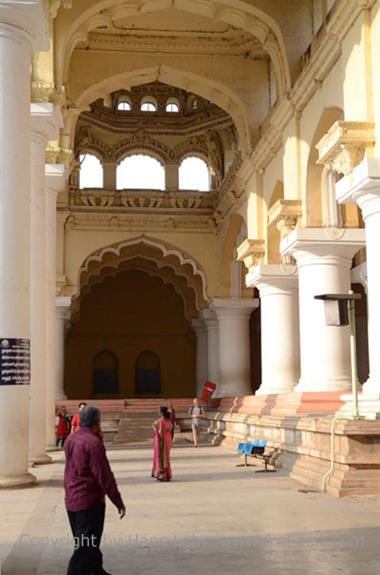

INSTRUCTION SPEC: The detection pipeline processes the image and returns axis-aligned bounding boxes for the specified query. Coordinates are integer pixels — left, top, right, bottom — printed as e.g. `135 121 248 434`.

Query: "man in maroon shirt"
64 406 126 575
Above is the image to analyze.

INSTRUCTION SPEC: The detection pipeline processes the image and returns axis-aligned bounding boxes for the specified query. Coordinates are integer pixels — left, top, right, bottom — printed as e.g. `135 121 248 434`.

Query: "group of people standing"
55 402 87 447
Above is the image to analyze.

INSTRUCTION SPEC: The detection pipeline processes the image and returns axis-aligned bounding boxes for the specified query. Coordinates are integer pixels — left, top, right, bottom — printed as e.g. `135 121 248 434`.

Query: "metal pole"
348 290 360 419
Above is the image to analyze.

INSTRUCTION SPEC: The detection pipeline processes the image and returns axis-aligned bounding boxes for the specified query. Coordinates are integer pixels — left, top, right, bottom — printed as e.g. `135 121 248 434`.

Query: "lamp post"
314 291 362 419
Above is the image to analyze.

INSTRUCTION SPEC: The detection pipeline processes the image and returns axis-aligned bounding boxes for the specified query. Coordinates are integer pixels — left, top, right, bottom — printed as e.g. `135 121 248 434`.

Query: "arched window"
165 98 180 113
166 102 179 112
141 101 157 112
93 350 119 395
79 153 103 189
186 95 198 113
117 100 132 111
179 156 210 191
135 350 160 395
116 154 165 190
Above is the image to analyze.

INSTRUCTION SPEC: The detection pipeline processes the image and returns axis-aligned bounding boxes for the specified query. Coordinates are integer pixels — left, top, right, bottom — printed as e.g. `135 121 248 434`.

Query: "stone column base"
213 392 344 416
30 454 52 466
338 393 380 419
0 472 37 489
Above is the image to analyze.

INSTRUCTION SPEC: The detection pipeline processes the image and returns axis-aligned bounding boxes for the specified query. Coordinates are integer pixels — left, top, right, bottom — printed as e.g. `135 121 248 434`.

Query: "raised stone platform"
205 393 380 497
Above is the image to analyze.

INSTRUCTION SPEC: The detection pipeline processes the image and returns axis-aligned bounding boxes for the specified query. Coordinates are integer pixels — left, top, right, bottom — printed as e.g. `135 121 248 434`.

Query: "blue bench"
236 438 278 472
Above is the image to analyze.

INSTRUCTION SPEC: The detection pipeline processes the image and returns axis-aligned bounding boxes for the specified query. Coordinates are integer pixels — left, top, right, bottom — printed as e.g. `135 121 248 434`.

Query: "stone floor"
1 443 380 575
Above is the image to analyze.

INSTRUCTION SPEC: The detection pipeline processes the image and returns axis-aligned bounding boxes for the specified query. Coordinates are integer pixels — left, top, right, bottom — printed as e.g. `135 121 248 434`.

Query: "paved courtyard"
1 444 379 575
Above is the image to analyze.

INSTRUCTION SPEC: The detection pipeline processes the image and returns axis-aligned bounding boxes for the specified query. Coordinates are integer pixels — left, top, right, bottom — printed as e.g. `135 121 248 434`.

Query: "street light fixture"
314 291 362 419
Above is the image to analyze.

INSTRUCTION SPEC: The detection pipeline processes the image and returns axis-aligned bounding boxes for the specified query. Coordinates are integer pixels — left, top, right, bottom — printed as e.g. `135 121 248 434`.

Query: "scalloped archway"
72 235 210 321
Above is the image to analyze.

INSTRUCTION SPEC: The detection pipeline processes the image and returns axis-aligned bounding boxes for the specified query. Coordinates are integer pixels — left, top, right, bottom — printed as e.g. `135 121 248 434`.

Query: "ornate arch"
111 134 174 164
73 236 209 322
57 0 290 99
72 65 252 158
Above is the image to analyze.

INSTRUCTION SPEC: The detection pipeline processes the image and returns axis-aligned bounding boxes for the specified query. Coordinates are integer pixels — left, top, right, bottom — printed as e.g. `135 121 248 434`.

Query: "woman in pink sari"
151 406 173 482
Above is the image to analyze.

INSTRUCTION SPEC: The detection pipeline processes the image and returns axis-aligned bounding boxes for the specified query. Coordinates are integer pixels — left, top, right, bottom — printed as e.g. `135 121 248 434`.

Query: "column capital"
316 120 375 175
237 238 265 273
0 1 49 51
45 163 66 197
267 199 302 240
248 263 298 295
31 102 63 144
281 227 365 266
336 158 380 220
56 296 71 320
191 318 206 333
200 308 218 328
351 262 368 293
211 297 258 319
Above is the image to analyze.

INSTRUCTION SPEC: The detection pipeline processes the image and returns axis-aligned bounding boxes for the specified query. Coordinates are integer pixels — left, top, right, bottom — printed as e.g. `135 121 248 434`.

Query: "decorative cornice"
31 82 66 106
79 21 264 57
69 188 216 214
60 209 216 233
316 121 375 175
236 239 266 271
267 199 303 239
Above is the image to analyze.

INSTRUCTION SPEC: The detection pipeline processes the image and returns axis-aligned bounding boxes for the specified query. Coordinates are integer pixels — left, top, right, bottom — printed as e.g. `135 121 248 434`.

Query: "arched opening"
117 98 132 111
79 153 103 189
135 350 161 395
140 95 158 112
66 268 197 399
92 350 119 396
165 97 180 113
116 154 165 190
179 156 210 191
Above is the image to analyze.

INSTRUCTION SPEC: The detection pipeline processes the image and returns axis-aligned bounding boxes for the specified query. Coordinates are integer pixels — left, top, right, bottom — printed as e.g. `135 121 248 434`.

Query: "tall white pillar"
191 318 208 396
0 3 48 487
211 298 258 397
336 159 380 398
200 309 220 388
56 297 71 401
249 264 300 395
281 228 365 392
29 104 61 464
45 165 66 448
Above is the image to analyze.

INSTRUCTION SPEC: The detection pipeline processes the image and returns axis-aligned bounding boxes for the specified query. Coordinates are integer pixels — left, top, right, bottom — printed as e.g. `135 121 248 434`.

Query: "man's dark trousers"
67 502 105 575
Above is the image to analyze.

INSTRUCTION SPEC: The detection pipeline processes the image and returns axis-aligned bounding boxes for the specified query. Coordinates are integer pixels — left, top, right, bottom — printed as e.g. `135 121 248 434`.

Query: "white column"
56 297 71 401
191 318 208 396
0 3 48 487
336 158 380 397
211 298 258 397
249 264 300 395
281 228 365 392
45 165 66 448
200 309 220 388
29 104 61 464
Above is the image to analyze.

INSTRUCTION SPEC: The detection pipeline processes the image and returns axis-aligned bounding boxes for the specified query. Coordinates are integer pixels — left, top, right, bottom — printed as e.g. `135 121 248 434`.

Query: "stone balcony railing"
69 187 217 212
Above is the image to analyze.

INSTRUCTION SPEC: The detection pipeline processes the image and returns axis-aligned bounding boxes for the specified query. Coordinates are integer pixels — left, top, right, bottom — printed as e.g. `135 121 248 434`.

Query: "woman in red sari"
151 406 173 482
